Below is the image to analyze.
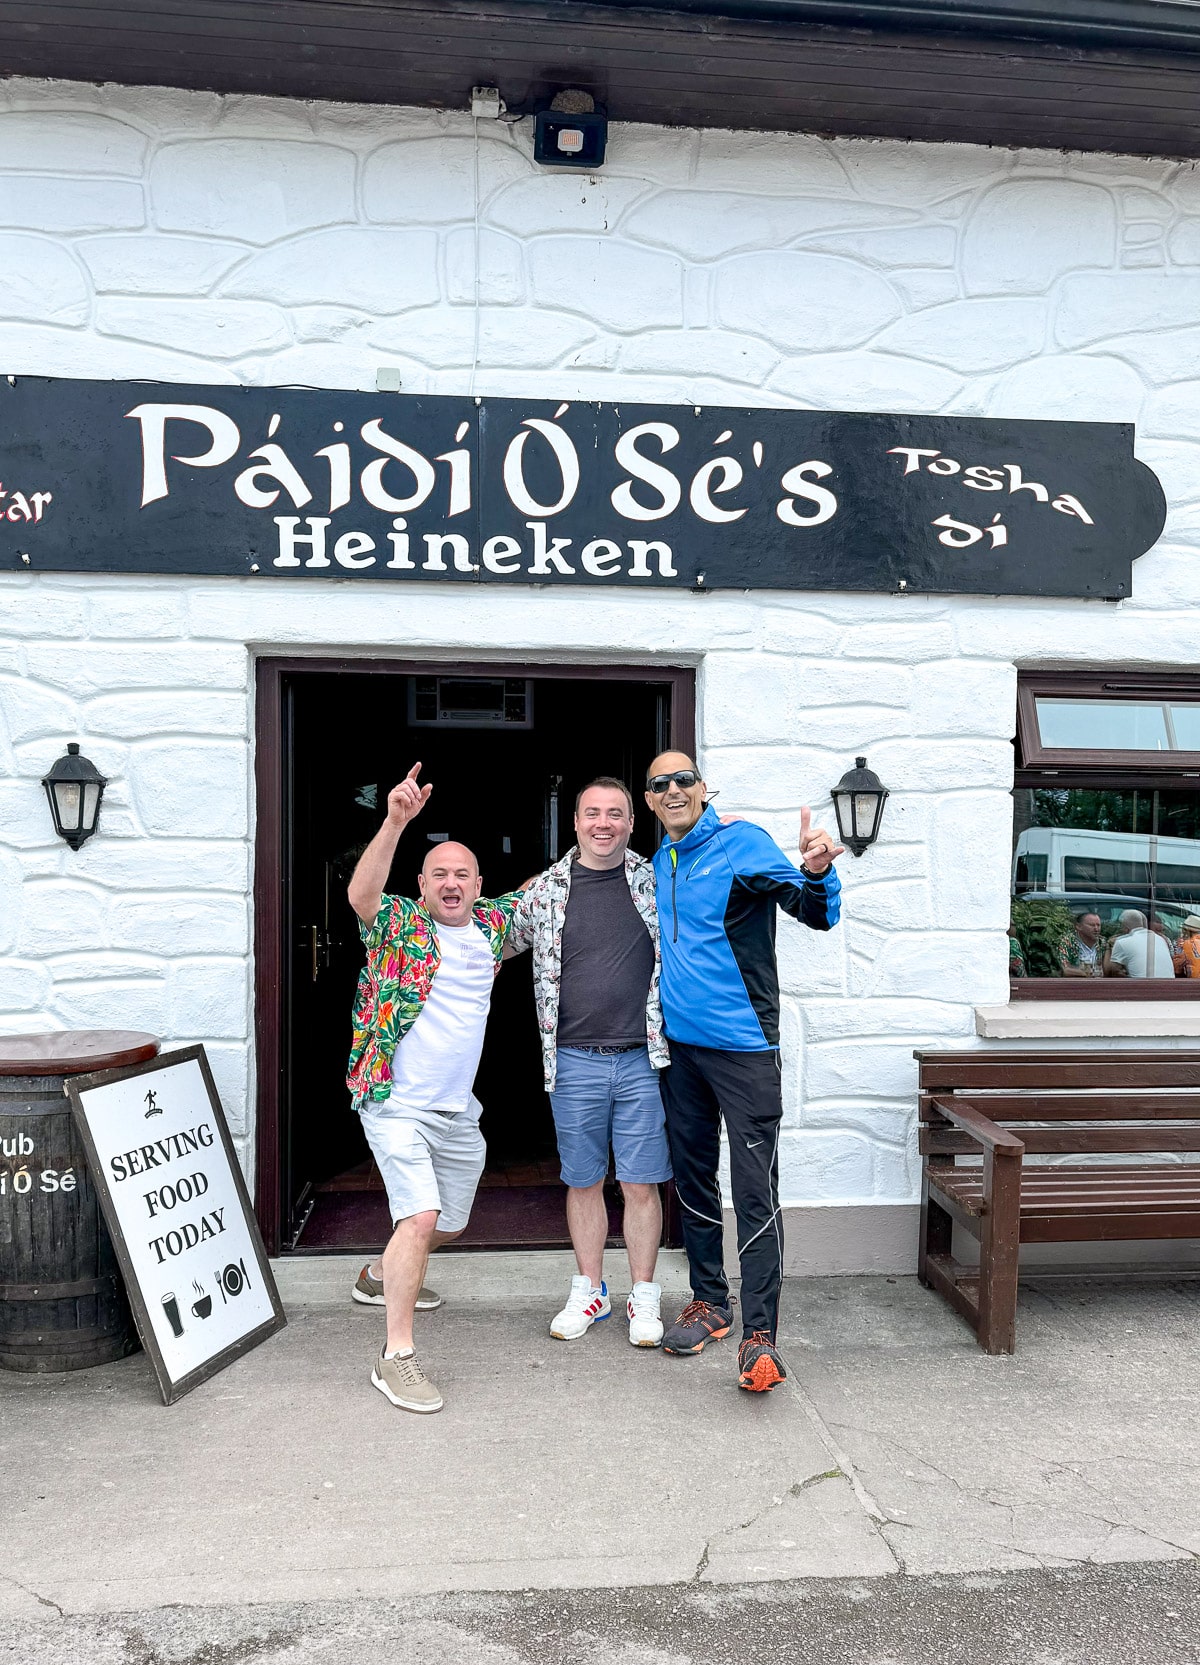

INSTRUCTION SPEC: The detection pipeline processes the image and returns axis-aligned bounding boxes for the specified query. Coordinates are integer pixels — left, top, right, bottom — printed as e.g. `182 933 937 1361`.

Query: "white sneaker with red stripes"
627 1281 664 1347
550 1275 611 1340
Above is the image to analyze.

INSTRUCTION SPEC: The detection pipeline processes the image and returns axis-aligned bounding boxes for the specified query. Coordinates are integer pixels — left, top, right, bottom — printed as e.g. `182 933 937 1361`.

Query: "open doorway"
253 659 695 1255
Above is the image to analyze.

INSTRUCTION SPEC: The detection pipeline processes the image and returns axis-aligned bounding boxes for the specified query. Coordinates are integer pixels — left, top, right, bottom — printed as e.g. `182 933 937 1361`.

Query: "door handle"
303 925 335 981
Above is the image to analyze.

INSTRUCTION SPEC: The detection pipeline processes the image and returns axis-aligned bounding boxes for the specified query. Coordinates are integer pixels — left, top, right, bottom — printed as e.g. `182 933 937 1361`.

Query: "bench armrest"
929 1096 1025 1157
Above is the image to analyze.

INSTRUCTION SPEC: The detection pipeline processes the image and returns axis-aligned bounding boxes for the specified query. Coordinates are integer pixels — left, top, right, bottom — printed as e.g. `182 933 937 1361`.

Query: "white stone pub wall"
1 78 1200 1220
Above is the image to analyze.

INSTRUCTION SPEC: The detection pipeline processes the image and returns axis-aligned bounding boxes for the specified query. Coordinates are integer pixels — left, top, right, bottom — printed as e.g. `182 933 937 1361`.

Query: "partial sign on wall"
0 377 1168 599
66 1045 285 1404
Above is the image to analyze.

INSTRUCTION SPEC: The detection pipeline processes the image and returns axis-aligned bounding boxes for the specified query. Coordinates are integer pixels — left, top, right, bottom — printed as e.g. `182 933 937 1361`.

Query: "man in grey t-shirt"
509 778 671 1348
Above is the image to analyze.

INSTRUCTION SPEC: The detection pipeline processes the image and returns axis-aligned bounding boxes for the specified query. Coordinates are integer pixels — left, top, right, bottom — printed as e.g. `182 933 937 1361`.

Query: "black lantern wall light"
42 743 107 850
831 756 889 857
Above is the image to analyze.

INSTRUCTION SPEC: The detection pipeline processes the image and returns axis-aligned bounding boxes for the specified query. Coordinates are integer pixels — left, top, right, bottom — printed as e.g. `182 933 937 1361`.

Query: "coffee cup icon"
191 1293 212 1319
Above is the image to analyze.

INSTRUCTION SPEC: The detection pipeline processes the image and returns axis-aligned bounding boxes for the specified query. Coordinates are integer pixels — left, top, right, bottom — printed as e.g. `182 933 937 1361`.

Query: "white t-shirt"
1110 928 1175 980
385 919 497 1116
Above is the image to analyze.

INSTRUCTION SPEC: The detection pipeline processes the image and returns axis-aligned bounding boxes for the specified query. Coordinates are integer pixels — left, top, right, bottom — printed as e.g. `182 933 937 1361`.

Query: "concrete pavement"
2 1254 1199 1648
778 1270 1200 1577
5 1563 1200 1665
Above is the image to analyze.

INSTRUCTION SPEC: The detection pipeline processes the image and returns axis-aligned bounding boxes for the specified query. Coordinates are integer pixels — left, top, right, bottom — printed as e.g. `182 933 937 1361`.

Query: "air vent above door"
407 676 534 729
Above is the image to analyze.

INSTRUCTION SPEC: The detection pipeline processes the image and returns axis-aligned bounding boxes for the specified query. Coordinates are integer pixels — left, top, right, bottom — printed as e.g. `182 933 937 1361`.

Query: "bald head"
421 840 479 880
419 840 483 926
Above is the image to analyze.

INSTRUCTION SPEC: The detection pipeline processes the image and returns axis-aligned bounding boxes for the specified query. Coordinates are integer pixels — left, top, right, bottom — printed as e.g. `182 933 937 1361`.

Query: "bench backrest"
915 1048 1200 1156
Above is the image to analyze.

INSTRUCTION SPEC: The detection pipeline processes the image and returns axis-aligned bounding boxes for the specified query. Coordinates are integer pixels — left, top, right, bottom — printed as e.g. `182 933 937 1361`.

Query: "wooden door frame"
253 655 697 1253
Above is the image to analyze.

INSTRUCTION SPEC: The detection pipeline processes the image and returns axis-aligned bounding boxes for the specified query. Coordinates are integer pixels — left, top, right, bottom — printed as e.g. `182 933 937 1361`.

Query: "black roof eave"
9 0 1200 157
545 0 1200 54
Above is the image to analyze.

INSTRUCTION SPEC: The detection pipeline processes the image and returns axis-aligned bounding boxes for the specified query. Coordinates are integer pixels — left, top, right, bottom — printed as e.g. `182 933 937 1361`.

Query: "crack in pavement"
779 1411 921 1545
689 1469 847 1582
674 1341 907 1588
0 1570 65 1619
776 1340 897 1570
793 1468 845 1493
1040 1458 1200 1559
825 1428 1200 1571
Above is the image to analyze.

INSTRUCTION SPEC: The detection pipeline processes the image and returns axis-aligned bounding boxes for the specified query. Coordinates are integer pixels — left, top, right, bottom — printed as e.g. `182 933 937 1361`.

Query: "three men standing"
345 749 844 1410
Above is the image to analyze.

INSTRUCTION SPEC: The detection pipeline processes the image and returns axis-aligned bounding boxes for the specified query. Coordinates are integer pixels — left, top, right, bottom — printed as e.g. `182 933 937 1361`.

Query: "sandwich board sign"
66 1044 285 1404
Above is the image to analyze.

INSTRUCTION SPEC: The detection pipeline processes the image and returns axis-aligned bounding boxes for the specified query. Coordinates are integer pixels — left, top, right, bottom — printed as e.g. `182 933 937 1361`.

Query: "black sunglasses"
646 770 699 794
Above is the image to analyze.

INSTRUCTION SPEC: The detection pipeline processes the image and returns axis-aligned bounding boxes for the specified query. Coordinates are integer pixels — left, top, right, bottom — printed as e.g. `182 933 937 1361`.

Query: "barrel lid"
0 1030 160 1077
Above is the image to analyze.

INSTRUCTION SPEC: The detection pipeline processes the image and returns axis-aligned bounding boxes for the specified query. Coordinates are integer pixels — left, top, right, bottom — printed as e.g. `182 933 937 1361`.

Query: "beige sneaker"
371 1347 443 1414
352 1265 443 1310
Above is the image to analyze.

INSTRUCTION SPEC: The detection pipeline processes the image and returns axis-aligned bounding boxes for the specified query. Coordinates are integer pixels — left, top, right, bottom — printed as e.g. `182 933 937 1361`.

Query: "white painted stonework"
2 78 1200 1231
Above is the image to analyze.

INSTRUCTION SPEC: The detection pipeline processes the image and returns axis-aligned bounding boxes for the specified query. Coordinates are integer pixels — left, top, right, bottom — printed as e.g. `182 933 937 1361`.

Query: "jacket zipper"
670 846 679 943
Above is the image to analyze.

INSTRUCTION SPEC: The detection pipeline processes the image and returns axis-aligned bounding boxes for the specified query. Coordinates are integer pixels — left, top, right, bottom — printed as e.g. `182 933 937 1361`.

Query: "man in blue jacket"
646 751 843 1393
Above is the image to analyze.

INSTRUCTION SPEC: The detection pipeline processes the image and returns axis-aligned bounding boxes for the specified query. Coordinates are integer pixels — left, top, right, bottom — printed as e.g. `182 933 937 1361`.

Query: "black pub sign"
0 378 1167 599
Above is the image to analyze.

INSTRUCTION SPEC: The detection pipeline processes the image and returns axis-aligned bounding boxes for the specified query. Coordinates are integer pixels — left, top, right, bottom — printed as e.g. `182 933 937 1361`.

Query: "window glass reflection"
1035 699 1170 751
1170 705 1200 750
1010 786 1200 980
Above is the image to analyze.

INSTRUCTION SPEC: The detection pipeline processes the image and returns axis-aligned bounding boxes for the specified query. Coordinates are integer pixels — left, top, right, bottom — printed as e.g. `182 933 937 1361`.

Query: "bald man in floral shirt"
346 763 522 1415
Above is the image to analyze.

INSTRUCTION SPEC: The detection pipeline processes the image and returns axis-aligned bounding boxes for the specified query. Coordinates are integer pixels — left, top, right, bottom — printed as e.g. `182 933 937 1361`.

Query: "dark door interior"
279 666 676 1253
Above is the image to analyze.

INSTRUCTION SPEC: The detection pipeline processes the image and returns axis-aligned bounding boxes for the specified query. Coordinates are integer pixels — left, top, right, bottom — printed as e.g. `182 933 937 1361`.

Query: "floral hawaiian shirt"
346 891 521 1109
509 847 667 1092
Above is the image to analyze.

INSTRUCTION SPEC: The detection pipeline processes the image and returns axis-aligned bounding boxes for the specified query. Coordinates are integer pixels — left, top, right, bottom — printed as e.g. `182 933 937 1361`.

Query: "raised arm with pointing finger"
347 762 433 924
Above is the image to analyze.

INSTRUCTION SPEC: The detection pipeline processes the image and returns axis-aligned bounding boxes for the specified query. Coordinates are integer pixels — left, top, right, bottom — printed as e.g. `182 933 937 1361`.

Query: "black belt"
569 1043 644 1055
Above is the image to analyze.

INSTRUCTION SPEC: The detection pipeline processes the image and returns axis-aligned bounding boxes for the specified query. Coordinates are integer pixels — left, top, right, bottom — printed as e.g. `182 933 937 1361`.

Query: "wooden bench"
915 1048 1200 1354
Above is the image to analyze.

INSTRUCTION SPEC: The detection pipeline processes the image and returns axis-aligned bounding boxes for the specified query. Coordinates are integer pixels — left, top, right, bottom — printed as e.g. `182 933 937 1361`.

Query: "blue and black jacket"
652 804 841 1053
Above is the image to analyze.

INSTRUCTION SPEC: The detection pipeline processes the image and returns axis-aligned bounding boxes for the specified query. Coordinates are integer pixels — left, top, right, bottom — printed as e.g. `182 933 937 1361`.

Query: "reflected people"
1060 911 1103 978
1175 913 1200 979
1103 909 1175 978
1008 921 1027 978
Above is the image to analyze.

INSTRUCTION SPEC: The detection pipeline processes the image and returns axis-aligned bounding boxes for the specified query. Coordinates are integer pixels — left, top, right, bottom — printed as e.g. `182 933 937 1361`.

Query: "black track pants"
659 1040 784 1339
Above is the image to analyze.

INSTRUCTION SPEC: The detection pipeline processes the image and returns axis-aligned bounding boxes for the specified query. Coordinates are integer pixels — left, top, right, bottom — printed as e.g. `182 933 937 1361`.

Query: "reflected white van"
1013 826 1200 922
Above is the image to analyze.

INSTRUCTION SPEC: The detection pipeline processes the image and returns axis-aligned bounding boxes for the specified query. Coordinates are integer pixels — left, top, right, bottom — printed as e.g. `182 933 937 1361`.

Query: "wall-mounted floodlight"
534 89 607 168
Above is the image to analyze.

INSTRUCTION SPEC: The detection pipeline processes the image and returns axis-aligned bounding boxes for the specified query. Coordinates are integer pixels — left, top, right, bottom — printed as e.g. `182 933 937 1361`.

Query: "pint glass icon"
161 1292 184 1338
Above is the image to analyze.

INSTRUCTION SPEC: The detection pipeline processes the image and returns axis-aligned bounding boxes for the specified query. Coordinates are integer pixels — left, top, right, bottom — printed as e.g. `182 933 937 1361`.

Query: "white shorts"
359 1094 486 1232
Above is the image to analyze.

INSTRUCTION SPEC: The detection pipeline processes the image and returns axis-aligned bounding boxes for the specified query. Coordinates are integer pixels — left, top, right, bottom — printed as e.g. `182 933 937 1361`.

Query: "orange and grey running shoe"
662 1298 734 1355
737 1331 787 1392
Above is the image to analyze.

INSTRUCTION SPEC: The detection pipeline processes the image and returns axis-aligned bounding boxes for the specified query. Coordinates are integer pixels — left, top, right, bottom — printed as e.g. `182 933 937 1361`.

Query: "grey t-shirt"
557 860 655 1048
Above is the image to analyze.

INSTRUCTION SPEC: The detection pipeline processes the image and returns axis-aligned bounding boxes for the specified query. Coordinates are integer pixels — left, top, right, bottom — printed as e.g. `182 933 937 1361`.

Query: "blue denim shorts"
549 1046 672 1189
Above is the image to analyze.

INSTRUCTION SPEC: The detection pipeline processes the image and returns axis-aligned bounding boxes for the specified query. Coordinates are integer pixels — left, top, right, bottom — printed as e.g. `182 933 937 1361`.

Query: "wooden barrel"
0 1031 159 1372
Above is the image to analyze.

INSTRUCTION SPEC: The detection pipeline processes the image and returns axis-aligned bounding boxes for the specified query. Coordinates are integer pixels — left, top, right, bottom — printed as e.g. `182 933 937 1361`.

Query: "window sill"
976 1002 1200 1038
1009 978 1200 1000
